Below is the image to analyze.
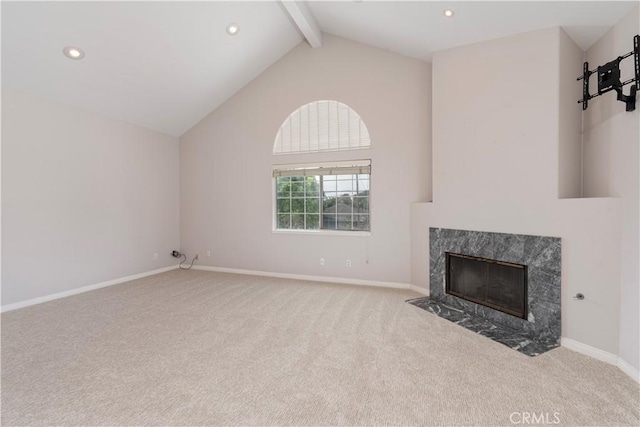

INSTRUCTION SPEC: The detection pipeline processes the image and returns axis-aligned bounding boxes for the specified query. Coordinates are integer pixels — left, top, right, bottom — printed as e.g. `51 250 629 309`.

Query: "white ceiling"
309 1 638 60
1 2 302 137
2 1 637 137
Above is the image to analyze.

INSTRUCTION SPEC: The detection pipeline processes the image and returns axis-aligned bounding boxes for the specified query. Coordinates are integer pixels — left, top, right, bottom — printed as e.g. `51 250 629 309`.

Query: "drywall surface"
583 6 639 372
410 202 430 291
1 89 180 305
558 29 584 198
433 28 560 205
180 34 431 284
426 27 624 356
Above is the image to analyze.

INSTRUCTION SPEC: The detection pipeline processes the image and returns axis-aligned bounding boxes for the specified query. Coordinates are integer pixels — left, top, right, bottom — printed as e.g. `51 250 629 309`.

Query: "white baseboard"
560 337 619 364
192 265 421 293
409 284 430 296
1 265 179 313
561 337 639 383
617 357 640 383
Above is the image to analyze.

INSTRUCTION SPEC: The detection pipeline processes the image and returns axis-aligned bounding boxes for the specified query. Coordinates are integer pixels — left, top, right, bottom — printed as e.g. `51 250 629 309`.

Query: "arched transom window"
273 100 371 155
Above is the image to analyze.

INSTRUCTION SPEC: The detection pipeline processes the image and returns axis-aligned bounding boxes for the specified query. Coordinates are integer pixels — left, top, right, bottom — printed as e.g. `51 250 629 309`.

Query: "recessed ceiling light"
63 46 85 60
443 9 455 18
226 23 240 36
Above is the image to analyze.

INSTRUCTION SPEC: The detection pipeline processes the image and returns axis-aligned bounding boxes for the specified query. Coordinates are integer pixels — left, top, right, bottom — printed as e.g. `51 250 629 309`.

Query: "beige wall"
583 6 639 372
558 29 584 199
412 27 625 358
1 89 180 306
433 28 561 205
180 34 431 284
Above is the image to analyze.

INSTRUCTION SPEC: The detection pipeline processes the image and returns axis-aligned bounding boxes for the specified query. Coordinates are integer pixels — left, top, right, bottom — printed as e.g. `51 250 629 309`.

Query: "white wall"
432 28 561 205
1 89 180 306
583 6 639 373
558 29 584 199
412 27 625 358
180 34 431 284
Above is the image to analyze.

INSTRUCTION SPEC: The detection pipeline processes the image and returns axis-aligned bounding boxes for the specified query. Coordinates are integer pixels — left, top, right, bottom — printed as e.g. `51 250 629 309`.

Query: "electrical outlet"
153 253 158 260
346 259 352 267
320 258 325 266
207 250 211 257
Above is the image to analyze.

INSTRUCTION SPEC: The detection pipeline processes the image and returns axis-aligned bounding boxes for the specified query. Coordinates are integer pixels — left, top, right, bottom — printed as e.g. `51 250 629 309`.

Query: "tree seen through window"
276 174 370 231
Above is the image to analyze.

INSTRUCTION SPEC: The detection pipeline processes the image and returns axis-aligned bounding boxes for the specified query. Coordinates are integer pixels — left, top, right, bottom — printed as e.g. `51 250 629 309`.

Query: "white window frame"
272 160 372 236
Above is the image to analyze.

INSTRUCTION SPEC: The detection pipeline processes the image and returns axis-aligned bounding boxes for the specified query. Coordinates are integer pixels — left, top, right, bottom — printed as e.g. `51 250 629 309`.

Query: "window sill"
272 229 371 237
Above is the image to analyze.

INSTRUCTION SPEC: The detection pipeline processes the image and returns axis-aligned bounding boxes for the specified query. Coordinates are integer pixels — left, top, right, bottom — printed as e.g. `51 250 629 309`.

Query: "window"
273 100 370 155
272 101 372 234
273 161 371 232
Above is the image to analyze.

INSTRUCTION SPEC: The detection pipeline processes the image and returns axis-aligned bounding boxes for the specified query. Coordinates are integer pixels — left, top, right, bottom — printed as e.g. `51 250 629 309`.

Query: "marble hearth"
409 227 561 356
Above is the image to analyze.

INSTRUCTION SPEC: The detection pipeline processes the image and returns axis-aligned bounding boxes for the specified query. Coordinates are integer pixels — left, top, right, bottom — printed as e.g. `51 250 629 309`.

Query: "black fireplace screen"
445 252 528 319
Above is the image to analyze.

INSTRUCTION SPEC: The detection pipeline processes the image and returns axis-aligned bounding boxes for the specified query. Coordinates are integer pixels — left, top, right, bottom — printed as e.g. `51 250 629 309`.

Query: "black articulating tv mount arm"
577 35 639 112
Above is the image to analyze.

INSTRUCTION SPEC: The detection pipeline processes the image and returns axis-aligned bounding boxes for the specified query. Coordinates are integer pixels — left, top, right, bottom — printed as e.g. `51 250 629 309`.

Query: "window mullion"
350 175 354 230
289 180 292 229
320 176 324 230
355 175 359 230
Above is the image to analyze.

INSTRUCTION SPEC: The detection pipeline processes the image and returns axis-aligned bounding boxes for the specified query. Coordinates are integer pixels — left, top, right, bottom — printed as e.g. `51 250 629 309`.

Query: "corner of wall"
557 28 584 199
582 3 640 374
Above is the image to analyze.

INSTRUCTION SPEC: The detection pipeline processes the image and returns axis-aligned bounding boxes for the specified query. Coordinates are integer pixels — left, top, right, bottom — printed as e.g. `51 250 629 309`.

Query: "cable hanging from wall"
577 34 639 111
172 250 198 270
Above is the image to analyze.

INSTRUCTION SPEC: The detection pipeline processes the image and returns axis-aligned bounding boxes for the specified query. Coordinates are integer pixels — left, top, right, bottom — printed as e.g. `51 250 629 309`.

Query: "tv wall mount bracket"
577 35 639 112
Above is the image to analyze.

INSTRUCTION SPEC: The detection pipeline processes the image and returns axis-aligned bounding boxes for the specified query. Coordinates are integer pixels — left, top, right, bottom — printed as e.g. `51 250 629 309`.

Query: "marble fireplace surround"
411 227 561 355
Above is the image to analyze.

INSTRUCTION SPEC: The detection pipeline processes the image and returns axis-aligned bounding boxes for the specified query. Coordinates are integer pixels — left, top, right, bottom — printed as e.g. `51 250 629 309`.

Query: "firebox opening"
445 252 528 319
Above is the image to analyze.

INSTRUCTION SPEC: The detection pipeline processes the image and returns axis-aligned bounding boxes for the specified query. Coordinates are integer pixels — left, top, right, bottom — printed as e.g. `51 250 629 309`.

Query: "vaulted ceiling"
2 1 637 137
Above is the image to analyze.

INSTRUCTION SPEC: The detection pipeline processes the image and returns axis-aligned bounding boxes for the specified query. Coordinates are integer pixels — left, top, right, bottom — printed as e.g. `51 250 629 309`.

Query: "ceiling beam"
280 1 322 48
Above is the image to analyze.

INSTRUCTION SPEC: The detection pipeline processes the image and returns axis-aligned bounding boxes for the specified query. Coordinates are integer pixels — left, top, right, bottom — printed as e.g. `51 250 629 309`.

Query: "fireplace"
407 228 561 356
445 252 528 319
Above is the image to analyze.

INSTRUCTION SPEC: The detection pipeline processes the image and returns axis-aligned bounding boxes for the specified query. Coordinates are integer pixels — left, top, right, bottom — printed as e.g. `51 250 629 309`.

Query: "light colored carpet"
2 269 639 426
